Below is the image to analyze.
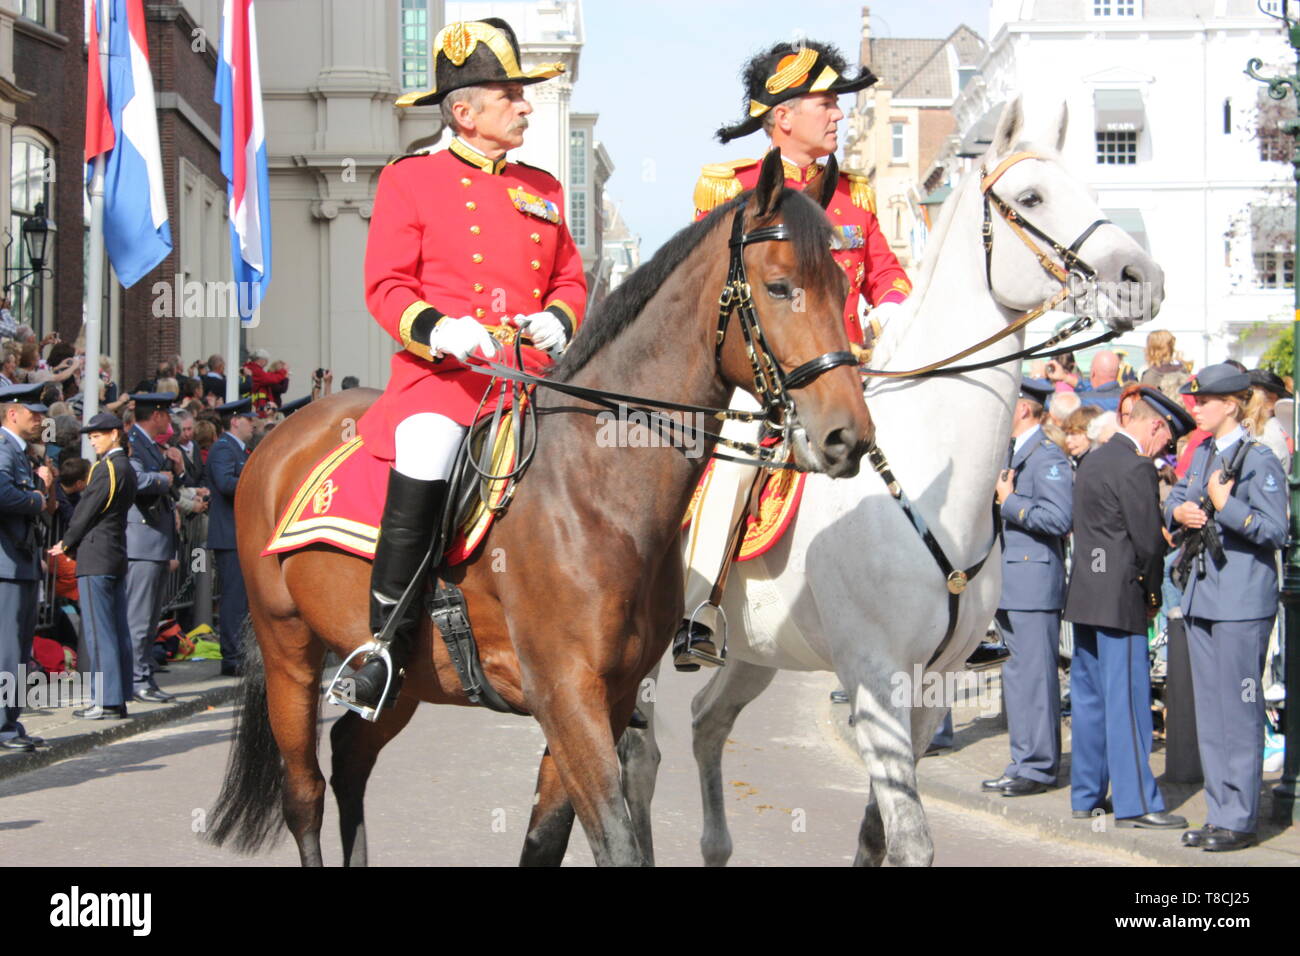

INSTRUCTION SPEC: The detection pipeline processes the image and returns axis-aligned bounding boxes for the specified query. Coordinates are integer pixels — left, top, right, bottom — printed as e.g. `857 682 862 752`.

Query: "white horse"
618 98 1164 866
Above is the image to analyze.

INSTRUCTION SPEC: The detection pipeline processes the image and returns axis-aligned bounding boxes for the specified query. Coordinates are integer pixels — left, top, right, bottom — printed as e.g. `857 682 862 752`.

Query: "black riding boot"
347 471 448 715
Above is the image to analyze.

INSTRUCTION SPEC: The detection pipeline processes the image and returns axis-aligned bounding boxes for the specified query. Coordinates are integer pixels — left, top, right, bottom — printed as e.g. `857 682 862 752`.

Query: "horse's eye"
1019 191 1042 208
765 281 792 300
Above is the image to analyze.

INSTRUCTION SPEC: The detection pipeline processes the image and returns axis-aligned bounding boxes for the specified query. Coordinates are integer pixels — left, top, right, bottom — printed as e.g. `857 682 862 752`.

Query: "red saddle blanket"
682 460 806 562
263 417 517 566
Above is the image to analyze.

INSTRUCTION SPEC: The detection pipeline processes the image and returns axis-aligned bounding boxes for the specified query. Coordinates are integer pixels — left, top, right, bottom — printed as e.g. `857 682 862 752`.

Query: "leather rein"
863 151 1115 668
465 200 857 470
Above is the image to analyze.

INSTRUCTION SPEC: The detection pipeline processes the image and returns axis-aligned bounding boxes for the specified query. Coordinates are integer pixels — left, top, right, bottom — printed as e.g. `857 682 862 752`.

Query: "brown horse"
207 150 874 866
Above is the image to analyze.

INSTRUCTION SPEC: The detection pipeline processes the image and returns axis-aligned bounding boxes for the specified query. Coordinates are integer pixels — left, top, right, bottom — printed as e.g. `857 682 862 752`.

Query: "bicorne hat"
395 18 565 108
715 40 878 144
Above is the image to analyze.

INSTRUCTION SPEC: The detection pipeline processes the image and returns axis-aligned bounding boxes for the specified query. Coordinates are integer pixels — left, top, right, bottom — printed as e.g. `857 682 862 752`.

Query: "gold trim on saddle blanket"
263 419 519 564
681 461 807 561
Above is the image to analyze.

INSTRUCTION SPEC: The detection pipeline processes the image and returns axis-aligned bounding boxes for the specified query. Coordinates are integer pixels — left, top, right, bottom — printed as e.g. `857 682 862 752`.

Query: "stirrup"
681 601 728 668
325 641 395 723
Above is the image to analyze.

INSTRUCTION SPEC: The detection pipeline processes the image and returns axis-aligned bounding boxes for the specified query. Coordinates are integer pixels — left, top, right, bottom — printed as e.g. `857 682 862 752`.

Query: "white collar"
1 425 26 451
1013 424 1042 455
1214 425 1245 455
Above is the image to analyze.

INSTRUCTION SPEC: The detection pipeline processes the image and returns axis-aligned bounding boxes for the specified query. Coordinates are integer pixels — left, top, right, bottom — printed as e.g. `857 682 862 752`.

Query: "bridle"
859 151 1118 381
862 151 1120 669
464 197 862 470
715 203 859 438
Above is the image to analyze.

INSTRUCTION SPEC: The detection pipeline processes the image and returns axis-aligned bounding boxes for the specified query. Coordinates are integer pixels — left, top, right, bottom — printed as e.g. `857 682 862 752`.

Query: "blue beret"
80 412 125 433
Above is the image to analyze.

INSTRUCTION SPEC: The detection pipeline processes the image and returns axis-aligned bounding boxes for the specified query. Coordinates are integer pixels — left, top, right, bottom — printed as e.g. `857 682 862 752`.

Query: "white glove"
430 315 498 362
512 311 568 353
867 300 904 330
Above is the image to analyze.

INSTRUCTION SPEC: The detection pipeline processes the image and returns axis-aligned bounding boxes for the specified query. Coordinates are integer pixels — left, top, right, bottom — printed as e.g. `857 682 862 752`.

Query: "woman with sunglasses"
1165 363 1288 852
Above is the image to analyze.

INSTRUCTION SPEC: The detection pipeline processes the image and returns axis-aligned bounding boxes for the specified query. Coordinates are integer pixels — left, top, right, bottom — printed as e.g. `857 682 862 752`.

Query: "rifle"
1172 437 1253 590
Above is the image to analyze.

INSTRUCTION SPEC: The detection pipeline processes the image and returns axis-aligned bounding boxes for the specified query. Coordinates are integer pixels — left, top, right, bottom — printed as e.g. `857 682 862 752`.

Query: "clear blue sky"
567 0 993 256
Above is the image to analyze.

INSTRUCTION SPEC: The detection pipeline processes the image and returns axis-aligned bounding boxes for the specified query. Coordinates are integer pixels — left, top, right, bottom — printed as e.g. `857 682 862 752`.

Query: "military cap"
80 412 125 433
716 40 878 144
129 391 178 414
1019 377 1054 406
279 395 311 416
215 397 256 419
1248 367 1292 399
1179 363 1252 396
395 19 565 108
1137 386 1196 439
0 382 47 413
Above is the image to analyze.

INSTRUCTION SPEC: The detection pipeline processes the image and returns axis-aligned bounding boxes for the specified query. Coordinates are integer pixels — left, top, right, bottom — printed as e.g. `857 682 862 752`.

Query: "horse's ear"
1051 100 1069 153
990 97 1024 159
754 148 784 218
806 154 838 210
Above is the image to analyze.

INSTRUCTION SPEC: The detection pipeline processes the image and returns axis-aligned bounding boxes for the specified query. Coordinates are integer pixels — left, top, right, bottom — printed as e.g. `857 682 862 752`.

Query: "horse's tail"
208 617 286 853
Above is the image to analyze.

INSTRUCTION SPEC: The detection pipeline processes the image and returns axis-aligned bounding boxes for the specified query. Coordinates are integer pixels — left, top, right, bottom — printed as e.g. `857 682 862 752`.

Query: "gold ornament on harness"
946 570 968 594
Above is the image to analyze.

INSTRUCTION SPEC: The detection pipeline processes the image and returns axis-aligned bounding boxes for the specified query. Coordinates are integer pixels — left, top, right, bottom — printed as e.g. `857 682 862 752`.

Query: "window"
8 135 53 331
399 0 430 93
1096 131 1137 164
957 67 977 91
891 123 905 161
19 0 48 27
1092 0 1137 15
1255 252 1294 288
1257 89 1296 162
569 129 588 247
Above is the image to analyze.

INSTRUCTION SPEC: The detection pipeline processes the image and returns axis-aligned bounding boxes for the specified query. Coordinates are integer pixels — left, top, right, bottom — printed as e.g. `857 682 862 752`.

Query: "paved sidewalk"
0 659 240 782
830 667 1299 866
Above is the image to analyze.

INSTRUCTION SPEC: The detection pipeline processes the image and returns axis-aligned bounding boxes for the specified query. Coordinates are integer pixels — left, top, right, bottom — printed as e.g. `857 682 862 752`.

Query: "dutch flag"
214 0 271 323
84 0 172 289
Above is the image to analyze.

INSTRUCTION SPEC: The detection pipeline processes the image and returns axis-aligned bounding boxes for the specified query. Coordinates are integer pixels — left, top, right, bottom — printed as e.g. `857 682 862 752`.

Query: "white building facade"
930 0 1292 369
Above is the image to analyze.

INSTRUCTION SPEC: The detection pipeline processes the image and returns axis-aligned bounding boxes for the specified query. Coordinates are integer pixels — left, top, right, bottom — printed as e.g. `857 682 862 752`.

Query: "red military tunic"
358 139 587 460
693 157 910 345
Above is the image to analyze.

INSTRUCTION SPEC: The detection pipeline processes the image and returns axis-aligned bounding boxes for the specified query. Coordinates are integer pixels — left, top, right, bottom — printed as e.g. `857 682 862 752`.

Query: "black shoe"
829 689 850 704
1116 812 1187 829
74 704 128 720
672 620 721 672
134 689 174 704
1202 828 1255 852
1072 801 1112 819
220 662 244 677
966 644 1010 669
1181 824 1221 847
628 708 649 730
923 742 951 758
14 735 46 748
339 473 447 717
1 737 34 752
981 774 1015 792
1001 777 1049 797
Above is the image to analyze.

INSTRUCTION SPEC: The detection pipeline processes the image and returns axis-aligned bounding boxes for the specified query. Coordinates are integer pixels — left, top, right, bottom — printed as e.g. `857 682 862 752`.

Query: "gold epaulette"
843 169 876 215
693 158 755 215
389 148 433 166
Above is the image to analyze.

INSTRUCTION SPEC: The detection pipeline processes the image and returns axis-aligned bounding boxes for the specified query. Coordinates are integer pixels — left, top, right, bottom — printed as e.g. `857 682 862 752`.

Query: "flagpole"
226 289 239 403
81 8 110 459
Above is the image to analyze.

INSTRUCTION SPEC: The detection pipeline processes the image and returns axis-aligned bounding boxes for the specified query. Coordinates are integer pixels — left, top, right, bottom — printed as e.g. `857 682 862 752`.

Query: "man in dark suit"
0 383 53 751
982 380 1073 796
1064 386 1195 829
125 393 181 704
206 399 253 676
49 413 136 719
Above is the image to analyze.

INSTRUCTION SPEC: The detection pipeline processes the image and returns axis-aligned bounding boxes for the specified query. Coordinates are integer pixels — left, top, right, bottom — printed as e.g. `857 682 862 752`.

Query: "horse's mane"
550 188 836 382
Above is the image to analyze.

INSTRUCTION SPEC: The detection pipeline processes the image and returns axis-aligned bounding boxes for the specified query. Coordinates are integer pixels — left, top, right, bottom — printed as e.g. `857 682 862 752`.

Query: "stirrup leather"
680 600 728 668
325 641 398 722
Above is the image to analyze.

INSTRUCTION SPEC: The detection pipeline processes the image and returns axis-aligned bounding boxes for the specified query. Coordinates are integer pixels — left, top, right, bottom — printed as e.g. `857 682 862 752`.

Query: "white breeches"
682 390 763 627
393 412 468 481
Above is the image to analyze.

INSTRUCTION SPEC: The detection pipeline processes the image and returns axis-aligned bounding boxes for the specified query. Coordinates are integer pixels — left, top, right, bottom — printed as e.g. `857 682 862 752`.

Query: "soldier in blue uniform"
1064 386 1195 829
125 393 181 704
1166 364 1288 852
982 380 1073 796
49 413 136 719
0 383 52 750
206 399 254 676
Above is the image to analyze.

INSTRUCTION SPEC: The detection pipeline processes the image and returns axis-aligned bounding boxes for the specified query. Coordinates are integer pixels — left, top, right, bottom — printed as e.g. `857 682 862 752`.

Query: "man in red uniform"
331 18 587 717
676 40 911 670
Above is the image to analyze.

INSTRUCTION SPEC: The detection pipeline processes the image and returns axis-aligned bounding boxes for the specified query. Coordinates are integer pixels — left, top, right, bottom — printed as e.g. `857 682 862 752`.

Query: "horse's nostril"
823 428 849 460
1121 264 1144 285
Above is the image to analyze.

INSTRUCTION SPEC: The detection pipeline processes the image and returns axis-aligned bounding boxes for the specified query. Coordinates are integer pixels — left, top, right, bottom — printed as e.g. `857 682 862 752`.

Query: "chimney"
861 6 871 68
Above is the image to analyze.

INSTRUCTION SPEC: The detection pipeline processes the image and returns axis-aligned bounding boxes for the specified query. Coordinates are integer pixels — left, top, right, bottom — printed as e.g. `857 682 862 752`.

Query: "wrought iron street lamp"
1246 0 1300 824
3 201 54 293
